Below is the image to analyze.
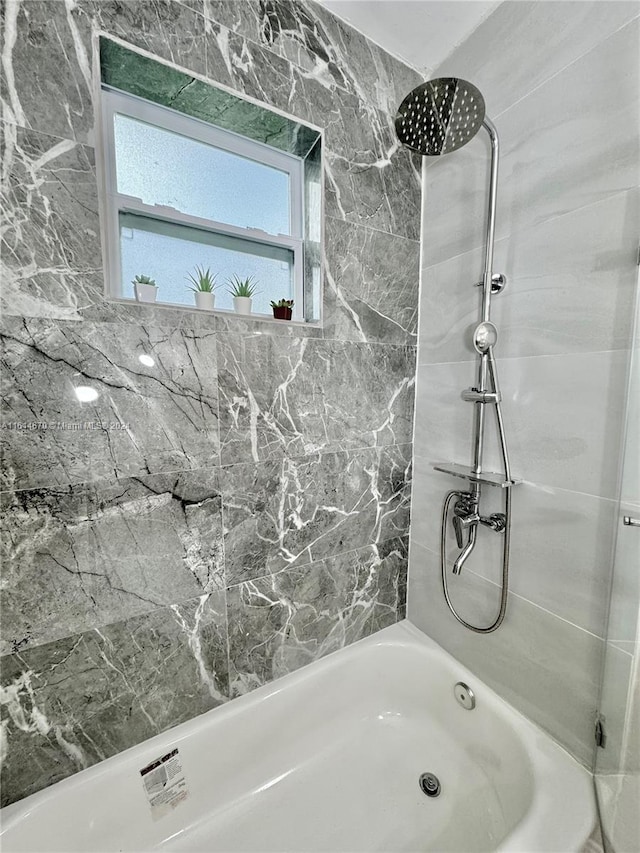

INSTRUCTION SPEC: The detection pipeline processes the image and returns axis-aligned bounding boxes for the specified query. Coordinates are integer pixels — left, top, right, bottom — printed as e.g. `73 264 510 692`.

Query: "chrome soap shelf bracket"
433 462 521 489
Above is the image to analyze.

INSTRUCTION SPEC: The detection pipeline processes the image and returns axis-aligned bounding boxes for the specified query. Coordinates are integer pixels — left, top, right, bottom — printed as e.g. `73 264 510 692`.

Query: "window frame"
101 86 305 320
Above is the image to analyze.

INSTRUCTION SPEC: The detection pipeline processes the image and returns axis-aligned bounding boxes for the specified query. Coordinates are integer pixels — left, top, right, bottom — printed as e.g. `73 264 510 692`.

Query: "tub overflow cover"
454 681 476 710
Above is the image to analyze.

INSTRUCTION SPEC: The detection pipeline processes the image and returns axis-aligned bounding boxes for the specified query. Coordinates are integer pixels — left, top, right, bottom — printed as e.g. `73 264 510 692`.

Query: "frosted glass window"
100 81 315 321
114 113 291 236
120 212 293 315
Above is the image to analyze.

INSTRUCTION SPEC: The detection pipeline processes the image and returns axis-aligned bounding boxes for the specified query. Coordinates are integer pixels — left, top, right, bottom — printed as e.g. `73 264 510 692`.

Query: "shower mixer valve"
452 493 506 549
452 494 479 548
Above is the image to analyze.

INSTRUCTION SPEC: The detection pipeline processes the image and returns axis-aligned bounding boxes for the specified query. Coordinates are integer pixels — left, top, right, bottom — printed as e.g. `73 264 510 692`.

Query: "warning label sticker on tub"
140 748 189 821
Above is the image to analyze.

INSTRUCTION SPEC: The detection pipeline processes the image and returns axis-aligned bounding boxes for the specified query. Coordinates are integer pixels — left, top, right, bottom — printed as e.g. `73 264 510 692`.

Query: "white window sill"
111 296 321 329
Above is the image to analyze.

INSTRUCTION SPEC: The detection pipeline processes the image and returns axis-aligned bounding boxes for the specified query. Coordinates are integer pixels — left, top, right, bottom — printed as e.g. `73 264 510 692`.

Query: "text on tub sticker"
140 748 188 821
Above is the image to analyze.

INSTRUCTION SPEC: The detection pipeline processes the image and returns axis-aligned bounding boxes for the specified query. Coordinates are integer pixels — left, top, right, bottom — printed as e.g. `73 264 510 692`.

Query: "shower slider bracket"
474 273 507 294
461 388 502 404
433 462 520 489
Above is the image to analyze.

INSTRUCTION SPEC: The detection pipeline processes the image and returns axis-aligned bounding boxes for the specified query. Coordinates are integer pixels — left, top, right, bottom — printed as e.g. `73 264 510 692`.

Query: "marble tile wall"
0 0 421 806
408 1 639 769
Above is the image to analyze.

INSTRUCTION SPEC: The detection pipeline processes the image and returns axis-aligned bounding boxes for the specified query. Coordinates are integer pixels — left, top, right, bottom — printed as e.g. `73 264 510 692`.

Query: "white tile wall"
423 18 639 267
408 541 604 766
435 1 639 121
420 189 640 362
414 350 630 499
408 3 639 768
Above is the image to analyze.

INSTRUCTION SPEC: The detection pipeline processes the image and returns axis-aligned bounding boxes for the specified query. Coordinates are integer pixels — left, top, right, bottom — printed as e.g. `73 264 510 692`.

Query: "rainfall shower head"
395 77 486 156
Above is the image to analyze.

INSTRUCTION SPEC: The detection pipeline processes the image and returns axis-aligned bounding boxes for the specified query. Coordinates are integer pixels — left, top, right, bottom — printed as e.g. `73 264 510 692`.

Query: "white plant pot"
195 291 215 311
233 296 252 315
134 283 158 303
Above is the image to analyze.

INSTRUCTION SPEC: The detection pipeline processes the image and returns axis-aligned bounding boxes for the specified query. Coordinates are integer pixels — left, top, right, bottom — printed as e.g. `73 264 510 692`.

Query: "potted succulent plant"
133 274 158 303
271 298 294 320
187 265 217 311
227 275 259 315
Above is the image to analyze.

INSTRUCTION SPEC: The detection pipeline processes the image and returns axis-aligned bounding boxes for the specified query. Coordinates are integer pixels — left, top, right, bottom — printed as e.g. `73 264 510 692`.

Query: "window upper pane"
119 212 294 314
113 113 291 236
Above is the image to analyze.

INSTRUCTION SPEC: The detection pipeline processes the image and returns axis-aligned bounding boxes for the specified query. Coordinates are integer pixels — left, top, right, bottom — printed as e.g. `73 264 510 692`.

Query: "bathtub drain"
418 772 441 797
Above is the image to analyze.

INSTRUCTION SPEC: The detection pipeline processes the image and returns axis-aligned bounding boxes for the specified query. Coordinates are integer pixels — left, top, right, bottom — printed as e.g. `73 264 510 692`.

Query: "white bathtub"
0 621 596 852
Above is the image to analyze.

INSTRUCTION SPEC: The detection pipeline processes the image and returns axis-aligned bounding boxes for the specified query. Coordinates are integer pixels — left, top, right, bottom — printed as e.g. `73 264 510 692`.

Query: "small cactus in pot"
133 274 158 303
271 298 294 320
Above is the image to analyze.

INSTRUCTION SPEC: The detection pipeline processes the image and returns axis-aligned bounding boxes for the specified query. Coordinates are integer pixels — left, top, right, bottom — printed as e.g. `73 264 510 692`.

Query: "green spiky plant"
186 266 217 293
270 299 294 309
227 275 259 298
132 274 157 287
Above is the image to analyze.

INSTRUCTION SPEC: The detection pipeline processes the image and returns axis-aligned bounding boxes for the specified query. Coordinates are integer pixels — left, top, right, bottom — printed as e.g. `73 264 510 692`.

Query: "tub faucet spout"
452 523 478 575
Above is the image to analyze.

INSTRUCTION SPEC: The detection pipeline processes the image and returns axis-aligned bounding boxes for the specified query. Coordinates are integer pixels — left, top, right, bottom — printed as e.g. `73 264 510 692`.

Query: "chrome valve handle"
480 513 507 533
452 514 464 548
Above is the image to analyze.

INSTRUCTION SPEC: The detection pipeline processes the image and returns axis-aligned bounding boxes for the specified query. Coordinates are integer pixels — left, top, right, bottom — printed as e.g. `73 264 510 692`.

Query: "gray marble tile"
314 80 421 241
302 0 423 115
181 0 260 38
190 0 422 116
410 459 616 636
419 189 640 363
227 537 408 696
82 299 324 338
0 593 228 808
324 145 422 244
434 0 640 121
1 469 224 654
424 18 639 267
1 0 95 144
407 541 604 767
3 1 207 145
323 216 419 345
217 334 415 465
85 0 209 98
216 314 323 339
1 318 219 490
414 350 629 501
1 122 104 320
221 444 412 584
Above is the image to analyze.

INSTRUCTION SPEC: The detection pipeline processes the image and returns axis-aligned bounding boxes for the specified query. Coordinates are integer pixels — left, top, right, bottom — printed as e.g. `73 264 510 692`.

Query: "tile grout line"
416 347 631 368
0 532 411 661
223 532 411 595
420 186 639 274
0 441 415 495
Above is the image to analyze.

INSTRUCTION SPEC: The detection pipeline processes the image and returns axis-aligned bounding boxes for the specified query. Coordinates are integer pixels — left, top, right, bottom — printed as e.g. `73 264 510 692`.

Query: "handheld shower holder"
461 388 502 404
